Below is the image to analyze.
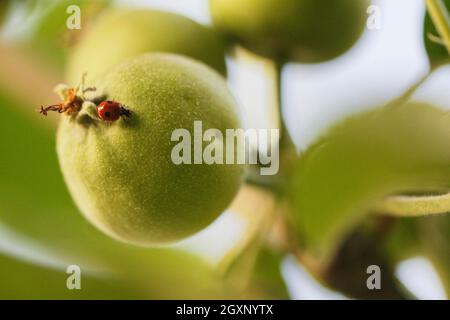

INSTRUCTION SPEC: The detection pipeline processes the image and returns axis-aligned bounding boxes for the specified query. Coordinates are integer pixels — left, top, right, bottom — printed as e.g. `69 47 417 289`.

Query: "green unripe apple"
57 53 243 245
209 0 369 62
66 8 227 84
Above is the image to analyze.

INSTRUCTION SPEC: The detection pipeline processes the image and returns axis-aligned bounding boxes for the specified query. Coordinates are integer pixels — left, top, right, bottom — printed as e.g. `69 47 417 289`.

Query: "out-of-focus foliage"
247 248 289 299
221 232 288 299
211 185 290 299
383 214 450 298
421 215 450 296
0 253 145 299
18 0 110 70
424 0 450 66
383 218 422 264
290 102 450 261
320 216 414 299
0 0 11 26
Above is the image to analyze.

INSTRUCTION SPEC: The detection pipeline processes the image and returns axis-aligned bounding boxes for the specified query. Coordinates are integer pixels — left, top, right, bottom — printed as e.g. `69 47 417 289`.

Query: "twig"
426 0 450 54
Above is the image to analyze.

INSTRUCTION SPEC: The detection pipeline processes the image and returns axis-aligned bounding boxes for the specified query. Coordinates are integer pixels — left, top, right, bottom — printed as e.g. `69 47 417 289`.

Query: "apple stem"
265 58 298 183
386 69 434 108
374 192 450 217
76 101 99 125
270 59 297 155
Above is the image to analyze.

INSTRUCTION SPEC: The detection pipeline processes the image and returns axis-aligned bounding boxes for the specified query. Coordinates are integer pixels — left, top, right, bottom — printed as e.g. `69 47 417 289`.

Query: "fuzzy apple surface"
210 0 368 63
57 53 244 245
66 8 227 84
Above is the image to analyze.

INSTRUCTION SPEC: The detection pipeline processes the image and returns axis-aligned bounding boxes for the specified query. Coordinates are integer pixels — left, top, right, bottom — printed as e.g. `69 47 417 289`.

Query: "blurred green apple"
58 53 243 245
210 0 368 62
67 8 227 83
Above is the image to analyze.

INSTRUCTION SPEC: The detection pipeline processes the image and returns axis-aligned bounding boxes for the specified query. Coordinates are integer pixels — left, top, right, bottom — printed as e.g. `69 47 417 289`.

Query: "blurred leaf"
290 102 450 260
245 248 289 299
421 215 450 298
0 90 227 299
382 215 449 298
0 253 145 299
322 216 414 299
224 237 264 294
20 0 110 69
220 185 277 272
224 238 289 299
0 0 11 27
216 186 288 299
383 217 423 264
424 0 450 66
0 44 63 117
219 185 288 298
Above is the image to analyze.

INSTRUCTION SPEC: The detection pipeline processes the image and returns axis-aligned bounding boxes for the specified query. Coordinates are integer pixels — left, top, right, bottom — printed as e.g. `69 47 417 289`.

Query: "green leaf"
383 217 423 263
216 186 288 299
382 215 449 298
0 0 11 27
246 248 289 299
424 0 450 66
0 253 144 299
322 216 414 299
0 91 226 299
224 239 289 299
20 0 110 69
290 102 450 259
421 214 450 298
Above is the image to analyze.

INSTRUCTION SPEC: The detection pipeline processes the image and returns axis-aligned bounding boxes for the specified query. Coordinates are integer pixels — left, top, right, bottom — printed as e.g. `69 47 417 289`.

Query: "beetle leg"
39 104 63 116
120 106 131 117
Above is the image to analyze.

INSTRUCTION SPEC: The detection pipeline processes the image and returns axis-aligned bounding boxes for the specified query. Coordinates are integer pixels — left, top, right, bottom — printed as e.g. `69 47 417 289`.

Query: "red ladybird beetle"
97 100 131 122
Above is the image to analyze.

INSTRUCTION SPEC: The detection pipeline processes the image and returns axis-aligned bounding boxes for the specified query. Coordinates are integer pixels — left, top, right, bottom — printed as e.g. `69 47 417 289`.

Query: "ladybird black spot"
105 111 111 118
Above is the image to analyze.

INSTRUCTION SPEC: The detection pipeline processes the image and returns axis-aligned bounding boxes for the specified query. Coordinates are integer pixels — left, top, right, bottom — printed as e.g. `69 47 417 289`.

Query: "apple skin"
210 0 369 62
58 53 244 245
